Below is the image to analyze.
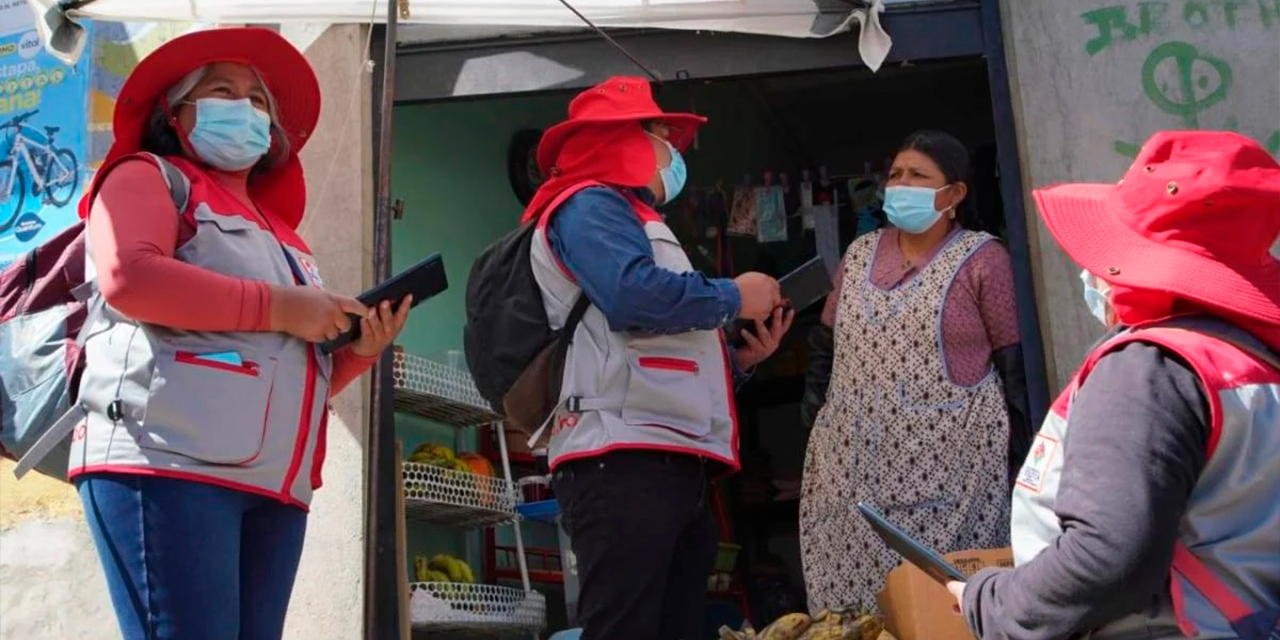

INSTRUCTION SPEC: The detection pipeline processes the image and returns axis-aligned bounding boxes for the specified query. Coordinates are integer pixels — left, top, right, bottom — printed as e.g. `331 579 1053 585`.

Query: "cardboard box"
877 547 1013 640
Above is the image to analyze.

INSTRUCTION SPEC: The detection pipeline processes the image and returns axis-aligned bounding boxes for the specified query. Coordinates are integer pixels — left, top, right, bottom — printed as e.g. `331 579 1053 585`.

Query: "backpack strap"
562 295 591 346
73 154 189 344
12 399 83 478
12 155 192 480
73 153 190 347
522 295 595 448
139 152 192 215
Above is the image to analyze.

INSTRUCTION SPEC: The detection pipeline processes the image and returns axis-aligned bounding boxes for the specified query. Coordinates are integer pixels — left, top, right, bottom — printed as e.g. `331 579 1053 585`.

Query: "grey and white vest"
529 182 738 471
70 154 333 508
1013 318 1280 639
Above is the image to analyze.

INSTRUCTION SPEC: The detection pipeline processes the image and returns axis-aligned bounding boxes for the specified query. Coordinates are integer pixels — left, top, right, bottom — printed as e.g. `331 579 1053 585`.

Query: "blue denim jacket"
546 185 752 383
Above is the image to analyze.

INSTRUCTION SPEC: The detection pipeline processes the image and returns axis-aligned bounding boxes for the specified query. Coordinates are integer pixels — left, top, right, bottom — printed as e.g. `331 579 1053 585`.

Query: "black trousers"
553 450 719 640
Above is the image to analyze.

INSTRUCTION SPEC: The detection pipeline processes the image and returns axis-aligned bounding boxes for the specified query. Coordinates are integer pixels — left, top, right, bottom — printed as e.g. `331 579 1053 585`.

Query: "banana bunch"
408 443 456 467
720 612 811 640
719 622 756 640
798 608 886 640
413 555 447 583
720 609 889 640
762 614 813 640
408 443 475 475
412 553 475 584
432 553 476 584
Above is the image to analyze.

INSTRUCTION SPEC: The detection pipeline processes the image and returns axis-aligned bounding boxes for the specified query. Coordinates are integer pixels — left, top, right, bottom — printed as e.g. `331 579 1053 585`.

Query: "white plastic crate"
392 350 502 427
409 582 546 634
403 461 518 529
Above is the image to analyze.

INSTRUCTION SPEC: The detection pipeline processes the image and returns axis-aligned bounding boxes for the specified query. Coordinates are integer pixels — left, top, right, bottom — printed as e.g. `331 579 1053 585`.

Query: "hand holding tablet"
319 254 448 354
731 256 832 346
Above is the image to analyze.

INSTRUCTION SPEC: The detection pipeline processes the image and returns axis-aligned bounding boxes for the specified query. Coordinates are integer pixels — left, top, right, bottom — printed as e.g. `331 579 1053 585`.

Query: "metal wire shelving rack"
392 348 544 637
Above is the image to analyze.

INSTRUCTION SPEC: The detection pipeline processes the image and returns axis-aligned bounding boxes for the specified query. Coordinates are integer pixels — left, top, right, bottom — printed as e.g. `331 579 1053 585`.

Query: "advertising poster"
89 21 205 169
0 0 89 269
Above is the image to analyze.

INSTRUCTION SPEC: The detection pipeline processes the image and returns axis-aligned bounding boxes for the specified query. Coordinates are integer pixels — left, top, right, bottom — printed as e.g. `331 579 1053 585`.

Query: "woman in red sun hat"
72 28 409 640
951 131 1280 640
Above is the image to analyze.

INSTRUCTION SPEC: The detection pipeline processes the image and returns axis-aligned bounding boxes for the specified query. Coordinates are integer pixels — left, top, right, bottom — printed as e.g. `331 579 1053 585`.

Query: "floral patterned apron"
799 229 1011 614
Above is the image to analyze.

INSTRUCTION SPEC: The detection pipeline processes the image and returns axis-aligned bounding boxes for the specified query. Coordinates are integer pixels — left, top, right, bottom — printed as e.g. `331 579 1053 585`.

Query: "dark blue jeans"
77 473 308 640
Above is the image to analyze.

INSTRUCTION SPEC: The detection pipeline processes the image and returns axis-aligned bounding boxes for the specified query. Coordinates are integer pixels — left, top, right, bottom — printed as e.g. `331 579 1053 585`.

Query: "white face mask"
1080 269 1112 326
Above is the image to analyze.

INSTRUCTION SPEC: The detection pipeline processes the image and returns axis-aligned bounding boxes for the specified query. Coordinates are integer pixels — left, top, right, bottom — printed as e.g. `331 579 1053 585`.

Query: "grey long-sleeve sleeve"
962 341 1210 640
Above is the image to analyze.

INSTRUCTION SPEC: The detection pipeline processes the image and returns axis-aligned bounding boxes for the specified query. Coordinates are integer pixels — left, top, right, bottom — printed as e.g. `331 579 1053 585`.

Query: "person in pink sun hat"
949 130 1280 639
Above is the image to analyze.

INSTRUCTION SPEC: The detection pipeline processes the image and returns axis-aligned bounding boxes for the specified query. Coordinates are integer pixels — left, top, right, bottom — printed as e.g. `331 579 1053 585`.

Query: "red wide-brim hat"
1035 130 1280 324
537 76 706 177
83 27 321 229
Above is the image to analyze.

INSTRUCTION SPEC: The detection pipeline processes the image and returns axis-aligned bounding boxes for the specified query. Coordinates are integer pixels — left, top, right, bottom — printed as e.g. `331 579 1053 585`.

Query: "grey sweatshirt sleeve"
962 341 1211 640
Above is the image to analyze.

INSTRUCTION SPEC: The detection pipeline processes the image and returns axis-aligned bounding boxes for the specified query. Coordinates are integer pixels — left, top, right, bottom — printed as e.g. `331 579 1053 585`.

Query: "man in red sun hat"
526 77 793 639
950 131 1280 639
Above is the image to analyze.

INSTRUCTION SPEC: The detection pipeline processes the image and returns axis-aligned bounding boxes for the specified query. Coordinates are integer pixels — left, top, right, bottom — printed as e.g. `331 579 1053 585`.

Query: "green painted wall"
389 94 571 358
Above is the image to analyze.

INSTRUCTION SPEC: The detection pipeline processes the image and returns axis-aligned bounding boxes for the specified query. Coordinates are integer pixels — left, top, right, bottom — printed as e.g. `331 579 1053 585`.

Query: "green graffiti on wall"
1110 41 1280 157
1141 41 1232 127
1082 3 1280 159
1083 0 1280 55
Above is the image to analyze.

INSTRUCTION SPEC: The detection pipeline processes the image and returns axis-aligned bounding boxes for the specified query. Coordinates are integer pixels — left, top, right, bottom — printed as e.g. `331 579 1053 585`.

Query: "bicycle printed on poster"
0 2 89 270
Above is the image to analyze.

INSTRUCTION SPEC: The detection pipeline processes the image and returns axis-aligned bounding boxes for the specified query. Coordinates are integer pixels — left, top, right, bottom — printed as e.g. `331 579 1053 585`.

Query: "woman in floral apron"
799 131 1029 614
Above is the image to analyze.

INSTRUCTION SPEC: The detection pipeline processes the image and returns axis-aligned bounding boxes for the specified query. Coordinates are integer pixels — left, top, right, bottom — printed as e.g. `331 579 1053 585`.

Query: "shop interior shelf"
408 582 546 635
392 349 502 427
403 461 519 529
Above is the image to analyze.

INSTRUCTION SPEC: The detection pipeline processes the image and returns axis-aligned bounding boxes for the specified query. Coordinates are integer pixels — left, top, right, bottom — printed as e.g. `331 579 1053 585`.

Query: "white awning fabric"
27 0 894 70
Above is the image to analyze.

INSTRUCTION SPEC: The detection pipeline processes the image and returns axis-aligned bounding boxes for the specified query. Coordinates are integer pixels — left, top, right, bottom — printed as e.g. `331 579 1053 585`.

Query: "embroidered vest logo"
296 256 324 288
1017 432 1059 494
552 413 579 437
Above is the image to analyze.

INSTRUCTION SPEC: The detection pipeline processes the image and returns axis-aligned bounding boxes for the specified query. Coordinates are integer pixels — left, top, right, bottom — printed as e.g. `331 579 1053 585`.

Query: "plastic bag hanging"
755 172 788 244
728 176 758 238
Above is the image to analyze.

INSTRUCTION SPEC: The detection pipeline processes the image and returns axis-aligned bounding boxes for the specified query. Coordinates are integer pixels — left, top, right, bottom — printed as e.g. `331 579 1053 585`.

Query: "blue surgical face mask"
649 134 687 205
1080 269 1111 325
186 98 272 172
883 185 953 234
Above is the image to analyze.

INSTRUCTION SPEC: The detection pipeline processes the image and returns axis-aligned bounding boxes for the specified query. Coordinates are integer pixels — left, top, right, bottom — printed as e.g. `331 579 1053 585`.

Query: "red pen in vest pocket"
637 357 700 374
175 351 261 376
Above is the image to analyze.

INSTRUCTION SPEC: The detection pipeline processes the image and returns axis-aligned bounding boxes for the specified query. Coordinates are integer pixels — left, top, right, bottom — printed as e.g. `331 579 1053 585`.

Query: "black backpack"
463 219 589 435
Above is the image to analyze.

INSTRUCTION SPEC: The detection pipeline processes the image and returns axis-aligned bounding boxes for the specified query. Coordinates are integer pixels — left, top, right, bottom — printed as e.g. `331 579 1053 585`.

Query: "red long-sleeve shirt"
87 158 377 395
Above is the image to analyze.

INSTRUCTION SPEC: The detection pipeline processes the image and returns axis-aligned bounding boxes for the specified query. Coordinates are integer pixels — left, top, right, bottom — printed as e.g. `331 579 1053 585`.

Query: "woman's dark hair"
897 129 982 230
141 106 186 158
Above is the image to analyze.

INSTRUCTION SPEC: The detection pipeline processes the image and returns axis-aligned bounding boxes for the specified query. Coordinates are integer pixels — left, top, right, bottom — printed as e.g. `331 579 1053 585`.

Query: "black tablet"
779 255 833 313
730 256 832 346
857 502 967 584
319 254 447 354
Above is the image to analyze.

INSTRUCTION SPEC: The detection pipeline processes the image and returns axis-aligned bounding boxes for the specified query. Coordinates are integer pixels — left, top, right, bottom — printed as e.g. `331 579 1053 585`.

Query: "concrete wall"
1000 0 1280 389
0 24 374 639
281 22 374 640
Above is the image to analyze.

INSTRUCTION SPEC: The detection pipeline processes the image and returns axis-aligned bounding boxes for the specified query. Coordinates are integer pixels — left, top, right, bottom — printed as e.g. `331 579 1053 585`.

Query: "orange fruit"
457 453 497 507
457 453 495 477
